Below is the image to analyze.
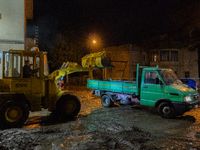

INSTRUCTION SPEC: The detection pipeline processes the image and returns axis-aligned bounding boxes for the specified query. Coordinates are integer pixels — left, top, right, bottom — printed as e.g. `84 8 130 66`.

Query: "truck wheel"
158 102 175 118
59 95 81 119
101 95 114 107
0 101 29 129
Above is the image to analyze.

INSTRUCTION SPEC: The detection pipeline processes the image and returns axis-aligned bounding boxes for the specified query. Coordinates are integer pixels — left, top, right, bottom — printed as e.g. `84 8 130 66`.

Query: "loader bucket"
81 51 113 69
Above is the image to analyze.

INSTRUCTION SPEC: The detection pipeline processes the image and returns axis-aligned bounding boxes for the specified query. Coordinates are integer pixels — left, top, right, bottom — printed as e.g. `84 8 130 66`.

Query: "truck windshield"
158 69 181 86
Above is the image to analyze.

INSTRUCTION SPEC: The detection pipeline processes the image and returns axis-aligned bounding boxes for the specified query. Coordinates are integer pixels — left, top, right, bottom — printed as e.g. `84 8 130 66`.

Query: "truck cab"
140 67 199 118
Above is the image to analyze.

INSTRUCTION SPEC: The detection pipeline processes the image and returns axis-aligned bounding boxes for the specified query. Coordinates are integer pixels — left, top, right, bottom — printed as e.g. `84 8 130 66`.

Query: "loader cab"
3 50 49 79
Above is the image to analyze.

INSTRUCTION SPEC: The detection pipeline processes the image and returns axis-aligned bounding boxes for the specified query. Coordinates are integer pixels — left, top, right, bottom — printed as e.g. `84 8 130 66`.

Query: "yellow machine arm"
48 51 113 80
82 51 113 68
55 62 91 80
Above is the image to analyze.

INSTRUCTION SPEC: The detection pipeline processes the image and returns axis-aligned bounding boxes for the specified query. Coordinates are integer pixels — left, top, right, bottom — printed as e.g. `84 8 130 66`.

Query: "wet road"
1 85 200 149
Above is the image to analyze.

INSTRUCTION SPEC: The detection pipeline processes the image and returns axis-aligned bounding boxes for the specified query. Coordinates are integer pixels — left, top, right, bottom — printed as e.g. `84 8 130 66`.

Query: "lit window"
150 51 158 62
154 55 157 61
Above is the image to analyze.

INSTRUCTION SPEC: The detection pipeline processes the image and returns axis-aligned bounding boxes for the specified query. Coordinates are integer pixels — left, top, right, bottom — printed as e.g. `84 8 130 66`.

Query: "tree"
168 0 200 50
139 0 200 50
49 30 87 69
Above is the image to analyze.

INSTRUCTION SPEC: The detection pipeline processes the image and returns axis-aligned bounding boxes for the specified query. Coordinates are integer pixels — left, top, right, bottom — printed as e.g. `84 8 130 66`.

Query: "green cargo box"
87 79 138 94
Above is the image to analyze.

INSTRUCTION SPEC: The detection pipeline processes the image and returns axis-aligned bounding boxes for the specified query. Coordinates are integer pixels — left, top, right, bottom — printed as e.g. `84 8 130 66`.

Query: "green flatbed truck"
87 64 200 118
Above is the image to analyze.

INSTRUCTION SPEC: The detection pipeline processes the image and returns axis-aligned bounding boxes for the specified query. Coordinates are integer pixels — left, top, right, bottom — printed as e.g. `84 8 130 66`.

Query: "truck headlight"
184 96 192 102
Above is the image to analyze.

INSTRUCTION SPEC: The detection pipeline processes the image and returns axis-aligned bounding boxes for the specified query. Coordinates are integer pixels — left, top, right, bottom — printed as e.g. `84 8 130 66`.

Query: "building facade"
95 44 199 84
150 49 199 83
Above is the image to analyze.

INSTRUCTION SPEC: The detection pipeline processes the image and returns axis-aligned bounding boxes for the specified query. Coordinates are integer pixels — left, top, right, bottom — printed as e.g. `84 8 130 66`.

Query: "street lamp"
86 33 104 52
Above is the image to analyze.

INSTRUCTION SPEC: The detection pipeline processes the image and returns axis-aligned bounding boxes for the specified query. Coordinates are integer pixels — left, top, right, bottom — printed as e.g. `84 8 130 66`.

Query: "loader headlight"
184 96 192 102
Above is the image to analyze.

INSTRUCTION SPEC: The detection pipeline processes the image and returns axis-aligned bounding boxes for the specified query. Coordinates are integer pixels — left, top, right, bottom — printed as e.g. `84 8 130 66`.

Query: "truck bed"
87 79 138 95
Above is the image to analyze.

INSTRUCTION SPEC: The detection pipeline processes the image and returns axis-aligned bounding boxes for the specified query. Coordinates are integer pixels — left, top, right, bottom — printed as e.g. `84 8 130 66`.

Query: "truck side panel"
87 79 138 95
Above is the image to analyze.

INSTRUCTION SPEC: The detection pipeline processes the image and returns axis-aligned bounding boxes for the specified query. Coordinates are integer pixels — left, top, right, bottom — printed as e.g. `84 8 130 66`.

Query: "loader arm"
55 62 91 80
47 62 91 80
48 51 113 80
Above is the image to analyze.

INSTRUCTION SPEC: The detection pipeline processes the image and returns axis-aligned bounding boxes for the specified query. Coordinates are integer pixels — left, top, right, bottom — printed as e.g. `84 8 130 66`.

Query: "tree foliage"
139 0 200 51
49 30 87 69
169 0 200 50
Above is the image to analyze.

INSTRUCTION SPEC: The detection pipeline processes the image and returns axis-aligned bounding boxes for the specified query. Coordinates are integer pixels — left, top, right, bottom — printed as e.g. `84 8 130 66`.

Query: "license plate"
195 104 199 109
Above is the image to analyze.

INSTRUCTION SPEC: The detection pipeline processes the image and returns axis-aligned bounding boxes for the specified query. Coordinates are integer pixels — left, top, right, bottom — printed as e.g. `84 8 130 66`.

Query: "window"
142 55 145 62
0 13 1 19
150 51 158 62
22 56 40 78
171 50 178 61
36 56 40 77
4 53 21 78
160 50 169 61
44 53 49 76
185 72 190 78
133 71 136 80
144 72 159 84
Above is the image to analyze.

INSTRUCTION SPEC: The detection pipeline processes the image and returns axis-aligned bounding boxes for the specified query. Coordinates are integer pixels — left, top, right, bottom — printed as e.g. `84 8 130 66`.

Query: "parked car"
180 78 198 90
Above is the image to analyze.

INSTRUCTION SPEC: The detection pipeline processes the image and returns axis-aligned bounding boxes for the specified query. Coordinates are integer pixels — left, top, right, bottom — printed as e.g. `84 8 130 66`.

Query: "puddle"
63 134 92 149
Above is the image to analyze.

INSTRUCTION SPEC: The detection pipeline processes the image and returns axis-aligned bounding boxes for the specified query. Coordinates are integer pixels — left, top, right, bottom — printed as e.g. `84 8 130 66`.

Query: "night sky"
33 0 187 48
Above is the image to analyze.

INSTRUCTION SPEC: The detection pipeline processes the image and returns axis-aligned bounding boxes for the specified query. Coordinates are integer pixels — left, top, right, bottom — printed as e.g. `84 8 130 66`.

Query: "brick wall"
25 0 33 19
24 0 34 50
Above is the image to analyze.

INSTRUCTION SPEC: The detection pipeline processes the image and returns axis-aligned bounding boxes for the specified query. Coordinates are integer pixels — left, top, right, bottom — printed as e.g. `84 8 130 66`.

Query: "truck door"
140 71 164 107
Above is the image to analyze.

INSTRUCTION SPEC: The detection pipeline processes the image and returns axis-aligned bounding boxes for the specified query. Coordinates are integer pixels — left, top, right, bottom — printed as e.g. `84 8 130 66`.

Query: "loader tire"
0 100 29 129
59 95 81 119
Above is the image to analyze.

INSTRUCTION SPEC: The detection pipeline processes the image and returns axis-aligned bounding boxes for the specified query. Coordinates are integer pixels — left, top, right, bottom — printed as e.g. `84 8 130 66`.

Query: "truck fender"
101 93 115 102
155 98 172 108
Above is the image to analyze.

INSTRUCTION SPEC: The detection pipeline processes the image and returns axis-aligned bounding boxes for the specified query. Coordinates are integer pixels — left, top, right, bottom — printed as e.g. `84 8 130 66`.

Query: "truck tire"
59 95 81 119
101 95 114 107
158 102 175 118
0 100 29 129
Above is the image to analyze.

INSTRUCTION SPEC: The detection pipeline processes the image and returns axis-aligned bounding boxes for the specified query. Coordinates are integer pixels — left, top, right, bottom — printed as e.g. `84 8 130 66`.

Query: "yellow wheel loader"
0 49 112 129
0 49 83 129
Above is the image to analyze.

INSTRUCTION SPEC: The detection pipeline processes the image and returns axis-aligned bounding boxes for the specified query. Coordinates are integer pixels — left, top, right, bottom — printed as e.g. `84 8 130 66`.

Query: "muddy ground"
0 85 200 150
